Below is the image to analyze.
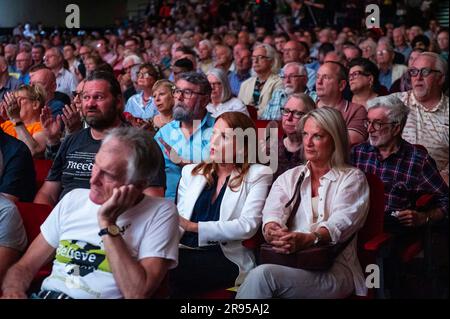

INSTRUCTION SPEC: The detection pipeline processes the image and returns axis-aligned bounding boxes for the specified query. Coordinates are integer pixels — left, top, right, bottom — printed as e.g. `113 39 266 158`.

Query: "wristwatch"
98 225 121 237
312 231 322 246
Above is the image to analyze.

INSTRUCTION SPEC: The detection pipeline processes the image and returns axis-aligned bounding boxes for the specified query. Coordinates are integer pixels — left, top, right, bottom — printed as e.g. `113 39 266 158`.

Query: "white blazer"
177 163 273 285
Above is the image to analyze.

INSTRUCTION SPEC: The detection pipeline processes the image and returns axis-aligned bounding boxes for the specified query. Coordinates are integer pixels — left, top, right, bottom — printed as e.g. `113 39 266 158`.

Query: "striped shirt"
55 68 78 99
392 91 449 173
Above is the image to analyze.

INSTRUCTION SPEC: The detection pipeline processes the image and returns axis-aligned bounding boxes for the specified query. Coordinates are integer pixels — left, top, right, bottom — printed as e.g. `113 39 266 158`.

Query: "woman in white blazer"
237 107 370 299
170 112 273 298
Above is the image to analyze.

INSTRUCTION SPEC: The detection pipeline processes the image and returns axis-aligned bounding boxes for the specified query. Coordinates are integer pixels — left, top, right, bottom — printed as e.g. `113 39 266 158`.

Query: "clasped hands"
263 222 315 254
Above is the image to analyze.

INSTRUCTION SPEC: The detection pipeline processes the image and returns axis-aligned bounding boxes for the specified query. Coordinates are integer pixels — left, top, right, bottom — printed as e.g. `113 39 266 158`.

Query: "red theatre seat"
15 202 53 294
33 159 53 190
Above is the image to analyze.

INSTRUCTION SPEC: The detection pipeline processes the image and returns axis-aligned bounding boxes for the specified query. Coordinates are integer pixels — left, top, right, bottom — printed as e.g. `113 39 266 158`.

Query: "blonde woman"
152 79 175 130
237 107 370 299
1 84 47 157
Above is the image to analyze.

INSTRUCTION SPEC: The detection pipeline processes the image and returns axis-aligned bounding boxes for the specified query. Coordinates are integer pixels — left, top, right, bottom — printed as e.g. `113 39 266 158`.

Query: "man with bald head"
0 57 21 102
44 47 78 98
316 61 367 146
4 44 18 74
15 52 32 85
29 64 68 117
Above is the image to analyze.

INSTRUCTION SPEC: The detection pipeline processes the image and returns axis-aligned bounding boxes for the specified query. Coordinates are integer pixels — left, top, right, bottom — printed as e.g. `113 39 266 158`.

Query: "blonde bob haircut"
299 107 350 168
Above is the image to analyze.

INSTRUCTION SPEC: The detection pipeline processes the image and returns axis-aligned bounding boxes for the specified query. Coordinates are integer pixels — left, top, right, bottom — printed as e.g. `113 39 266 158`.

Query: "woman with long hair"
171 111 273 298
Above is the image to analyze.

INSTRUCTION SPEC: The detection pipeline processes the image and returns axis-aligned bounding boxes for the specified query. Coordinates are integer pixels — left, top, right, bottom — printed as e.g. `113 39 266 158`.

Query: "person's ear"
338 79 347 92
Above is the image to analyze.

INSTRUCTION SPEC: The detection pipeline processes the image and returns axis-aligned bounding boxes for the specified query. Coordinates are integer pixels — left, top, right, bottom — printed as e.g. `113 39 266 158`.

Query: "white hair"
123 54 143 66
367 95 409 131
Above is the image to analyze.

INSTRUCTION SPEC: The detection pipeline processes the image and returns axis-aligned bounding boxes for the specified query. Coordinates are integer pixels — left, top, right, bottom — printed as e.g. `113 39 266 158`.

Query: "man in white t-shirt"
1 127 179 299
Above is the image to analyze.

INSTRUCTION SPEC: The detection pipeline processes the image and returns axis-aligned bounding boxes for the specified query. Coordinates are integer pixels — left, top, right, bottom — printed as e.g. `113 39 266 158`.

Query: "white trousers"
236 261 354 299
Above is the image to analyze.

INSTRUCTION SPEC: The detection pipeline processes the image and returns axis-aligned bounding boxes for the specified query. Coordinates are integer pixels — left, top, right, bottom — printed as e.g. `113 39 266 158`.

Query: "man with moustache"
351 95 448 233
390 52 449 185
34 71 165 207
261 62 316 120
155 72 214 201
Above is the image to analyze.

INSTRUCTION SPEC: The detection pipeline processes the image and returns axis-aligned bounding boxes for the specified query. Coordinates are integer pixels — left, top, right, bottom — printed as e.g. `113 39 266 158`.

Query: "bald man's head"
30 68 57 98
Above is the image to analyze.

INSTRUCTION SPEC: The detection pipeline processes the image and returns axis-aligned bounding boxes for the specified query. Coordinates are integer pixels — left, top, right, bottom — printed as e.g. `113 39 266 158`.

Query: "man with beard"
34 71 165 207
155 72 214 201
260 62 316 120
351 95 448 233
390 52 449 185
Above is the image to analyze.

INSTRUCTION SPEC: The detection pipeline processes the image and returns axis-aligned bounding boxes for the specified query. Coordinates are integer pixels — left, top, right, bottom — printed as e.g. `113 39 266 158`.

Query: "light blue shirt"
260 88 318 120
379 68 393 91
124 92 158 120
305 61 319 91
154 113 215 201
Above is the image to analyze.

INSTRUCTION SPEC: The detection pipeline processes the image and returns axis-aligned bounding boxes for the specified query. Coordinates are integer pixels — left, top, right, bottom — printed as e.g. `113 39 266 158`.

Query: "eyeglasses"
363 120 398 130
137 72 154 79
376 49 390 55
209 82 222 87
280 108 306 119
173 88 204 99
280 74 305 81
407 67 441 78
251 55 271 62
349 70 370 80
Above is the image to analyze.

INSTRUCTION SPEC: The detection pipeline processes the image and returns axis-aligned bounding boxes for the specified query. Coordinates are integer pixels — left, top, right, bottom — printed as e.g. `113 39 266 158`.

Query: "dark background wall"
0 0 128 28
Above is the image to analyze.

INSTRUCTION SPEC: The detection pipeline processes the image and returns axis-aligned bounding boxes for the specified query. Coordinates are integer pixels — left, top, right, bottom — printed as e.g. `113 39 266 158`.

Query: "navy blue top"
180 175 230 248
0 130 36 202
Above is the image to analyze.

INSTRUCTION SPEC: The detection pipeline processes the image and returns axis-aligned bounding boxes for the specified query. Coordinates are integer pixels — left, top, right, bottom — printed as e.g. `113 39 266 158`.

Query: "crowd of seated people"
0 0 448 299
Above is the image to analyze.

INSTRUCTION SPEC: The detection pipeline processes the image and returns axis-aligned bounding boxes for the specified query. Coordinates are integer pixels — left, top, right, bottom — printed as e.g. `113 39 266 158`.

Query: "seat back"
33 159 53 190
358 173 386 246
16 202 53 243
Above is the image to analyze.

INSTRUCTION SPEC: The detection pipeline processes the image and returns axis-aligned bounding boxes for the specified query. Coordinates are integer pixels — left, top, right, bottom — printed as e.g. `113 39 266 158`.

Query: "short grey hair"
199 39 213 50
123 54 143 66
287 93 316 113
299 107 350 168
283 62 307 76
367 95 410 131
102 127 163 186
419 52 448 76
207 68 232 103
178 71 212 96
254 43 281 74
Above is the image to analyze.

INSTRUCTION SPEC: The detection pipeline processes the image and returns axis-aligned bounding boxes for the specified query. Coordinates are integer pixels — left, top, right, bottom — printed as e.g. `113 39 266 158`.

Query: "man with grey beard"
260 62 316 120
155 72 214 201
34 71 166 207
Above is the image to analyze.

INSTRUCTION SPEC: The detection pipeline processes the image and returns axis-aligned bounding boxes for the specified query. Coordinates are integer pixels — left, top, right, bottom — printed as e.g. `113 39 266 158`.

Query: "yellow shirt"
0 121 43 138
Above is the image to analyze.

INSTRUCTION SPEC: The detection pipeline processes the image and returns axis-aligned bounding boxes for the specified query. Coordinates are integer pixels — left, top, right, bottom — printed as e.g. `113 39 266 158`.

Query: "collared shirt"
317 98 368 140
351 140 448 217
155 113 215 200
55 67 78 98
262 163 370 296
260 88 317 120
18 72 30 85
124 92 159 120
379 68 393 91
228 70 251 97
395 45 412 61
391 91 449 173
0 76 21 101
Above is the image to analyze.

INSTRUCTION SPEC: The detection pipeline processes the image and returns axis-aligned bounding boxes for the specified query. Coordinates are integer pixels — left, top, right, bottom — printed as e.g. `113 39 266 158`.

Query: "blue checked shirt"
351 140 448 216
155 113 215 200
260 88 317 120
